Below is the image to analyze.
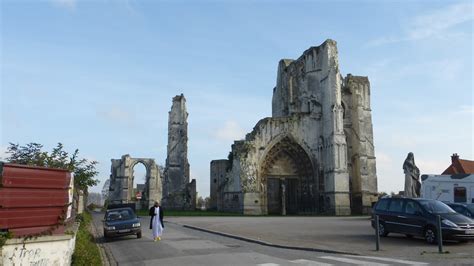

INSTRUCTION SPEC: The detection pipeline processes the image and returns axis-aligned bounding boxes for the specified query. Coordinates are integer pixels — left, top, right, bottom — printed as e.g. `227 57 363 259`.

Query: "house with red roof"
442 153 474 174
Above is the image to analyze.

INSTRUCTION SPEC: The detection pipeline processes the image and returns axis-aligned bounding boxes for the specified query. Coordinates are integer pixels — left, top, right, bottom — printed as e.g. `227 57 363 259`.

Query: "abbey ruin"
108 154 162 208
162 94 196 210
108 94 195 210
210 39 378 215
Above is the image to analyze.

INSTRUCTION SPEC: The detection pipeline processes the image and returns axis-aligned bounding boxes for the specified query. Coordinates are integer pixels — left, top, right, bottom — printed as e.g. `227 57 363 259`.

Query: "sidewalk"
167 216 474 260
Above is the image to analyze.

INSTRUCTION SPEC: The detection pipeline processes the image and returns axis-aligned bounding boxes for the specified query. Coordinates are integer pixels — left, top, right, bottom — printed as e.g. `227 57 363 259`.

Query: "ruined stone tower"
162 94 196 210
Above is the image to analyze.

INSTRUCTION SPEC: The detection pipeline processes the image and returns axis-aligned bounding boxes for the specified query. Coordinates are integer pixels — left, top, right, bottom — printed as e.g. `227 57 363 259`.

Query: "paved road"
90 213 467 266
168 216 474 260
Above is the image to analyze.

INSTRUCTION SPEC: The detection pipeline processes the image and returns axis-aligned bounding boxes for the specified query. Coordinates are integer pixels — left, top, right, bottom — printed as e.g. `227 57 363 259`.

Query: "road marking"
290 259 333 265
344 255 429 265
319 256 389 266
257 264 280 266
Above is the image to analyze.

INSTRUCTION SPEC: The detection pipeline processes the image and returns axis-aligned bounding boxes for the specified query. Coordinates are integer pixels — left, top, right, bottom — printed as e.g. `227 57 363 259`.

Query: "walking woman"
149 201 164 241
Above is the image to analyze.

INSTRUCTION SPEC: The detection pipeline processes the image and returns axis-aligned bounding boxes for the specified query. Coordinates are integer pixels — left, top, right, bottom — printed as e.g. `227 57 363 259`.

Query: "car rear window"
388 199 404 213
106 209 134 221
375 199 389 211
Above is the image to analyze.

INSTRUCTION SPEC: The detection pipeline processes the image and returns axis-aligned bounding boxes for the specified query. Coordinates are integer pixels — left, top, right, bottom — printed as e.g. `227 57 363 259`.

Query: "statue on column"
403 152 421 198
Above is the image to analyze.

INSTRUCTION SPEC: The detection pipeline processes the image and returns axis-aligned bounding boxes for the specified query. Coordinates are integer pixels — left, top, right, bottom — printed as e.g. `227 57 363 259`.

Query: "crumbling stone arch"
108 154 162 209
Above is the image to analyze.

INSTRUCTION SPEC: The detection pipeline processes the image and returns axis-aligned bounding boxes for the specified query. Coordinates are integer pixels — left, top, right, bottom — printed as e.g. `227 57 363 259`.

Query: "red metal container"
0 163 72 237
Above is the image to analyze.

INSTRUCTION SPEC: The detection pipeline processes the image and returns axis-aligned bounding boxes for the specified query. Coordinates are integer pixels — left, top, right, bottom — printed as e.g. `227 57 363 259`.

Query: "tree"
5 142 99 192
204 197 211 210
197 196 205 210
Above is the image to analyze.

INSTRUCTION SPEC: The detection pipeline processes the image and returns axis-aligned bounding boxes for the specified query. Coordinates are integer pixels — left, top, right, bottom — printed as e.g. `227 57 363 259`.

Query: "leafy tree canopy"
5 142 99 192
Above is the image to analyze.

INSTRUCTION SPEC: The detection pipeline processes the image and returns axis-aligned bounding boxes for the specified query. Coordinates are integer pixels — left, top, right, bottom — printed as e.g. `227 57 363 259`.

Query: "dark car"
447 203 474 218
103 207 142 241
371 197 474 244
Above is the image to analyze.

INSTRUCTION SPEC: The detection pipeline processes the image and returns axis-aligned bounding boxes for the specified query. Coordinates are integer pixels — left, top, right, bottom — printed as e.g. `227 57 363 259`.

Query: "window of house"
454 187 467 203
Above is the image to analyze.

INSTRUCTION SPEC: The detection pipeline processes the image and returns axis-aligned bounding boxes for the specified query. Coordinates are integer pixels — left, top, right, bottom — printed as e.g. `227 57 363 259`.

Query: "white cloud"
362 58 466 95
368 2 473 46
416 158 447 174
97 105 136 127
50 0 76 10
456 105 474 115
375 151 393 167
122 0 141 17
214 120 246 142
408 2 473 40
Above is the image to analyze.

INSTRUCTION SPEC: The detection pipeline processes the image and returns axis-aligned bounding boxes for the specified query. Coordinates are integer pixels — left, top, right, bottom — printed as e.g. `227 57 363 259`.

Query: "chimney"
451 153 459 163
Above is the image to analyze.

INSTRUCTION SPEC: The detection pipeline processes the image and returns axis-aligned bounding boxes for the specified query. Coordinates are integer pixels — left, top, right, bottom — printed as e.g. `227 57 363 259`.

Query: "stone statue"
403 152 421 198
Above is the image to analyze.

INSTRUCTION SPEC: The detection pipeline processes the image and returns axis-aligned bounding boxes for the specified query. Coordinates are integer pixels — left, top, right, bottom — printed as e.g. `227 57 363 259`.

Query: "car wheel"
137 232 142 239
378 222 389 237
405 234 413 238
424 227 437 244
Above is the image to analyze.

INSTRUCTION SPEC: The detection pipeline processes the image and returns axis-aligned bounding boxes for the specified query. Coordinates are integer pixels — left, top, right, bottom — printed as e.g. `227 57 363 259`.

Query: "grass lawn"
136 209 243 217
72 211 101 266
136 209 370 217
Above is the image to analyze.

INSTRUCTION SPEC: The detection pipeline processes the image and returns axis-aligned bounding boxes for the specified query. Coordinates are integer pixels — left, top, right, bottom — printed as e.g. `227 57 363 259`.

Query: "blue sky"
1 0 472 197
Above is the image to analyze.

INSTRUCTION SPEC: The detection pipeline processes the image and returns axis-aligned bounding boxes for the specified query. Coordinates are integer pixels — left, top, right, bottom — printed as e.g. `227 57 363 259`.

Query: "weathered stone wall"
163 94 196 210
1 224 78 266
343 75 378 213
210 160 229 210
221 192 243 213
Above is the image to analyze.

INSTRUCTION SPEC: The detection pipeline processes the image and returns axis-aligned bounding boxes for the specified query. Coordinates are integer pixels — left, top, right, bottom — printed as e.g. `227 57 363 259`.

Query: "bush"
0 231 13 248
71 212 101 265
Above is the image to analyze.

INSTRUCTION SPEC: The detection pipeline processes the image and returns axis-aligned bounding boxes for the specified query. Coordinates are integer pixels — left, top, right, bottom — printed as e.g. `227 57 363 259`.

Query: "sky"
1 0 473 198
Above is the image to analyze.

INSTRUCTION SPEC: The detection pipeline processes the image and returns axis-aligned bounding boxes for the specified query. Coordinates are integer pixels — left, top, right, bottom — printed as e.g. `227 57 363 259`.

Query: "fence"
0 163 73 237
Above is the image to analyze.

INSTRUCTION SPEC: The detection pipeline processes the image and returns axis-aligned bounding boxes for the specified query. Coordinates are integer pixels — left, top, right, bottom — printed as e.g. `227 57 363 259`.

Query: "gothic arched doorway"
260 137 316 215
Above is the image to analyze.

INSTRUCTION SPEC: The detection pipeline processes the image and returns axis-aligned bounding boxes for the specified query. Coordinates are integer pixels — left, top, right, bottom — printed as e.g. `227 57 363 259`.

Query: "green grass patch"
136 209 371 217
136 209 243 217
72 212 101 266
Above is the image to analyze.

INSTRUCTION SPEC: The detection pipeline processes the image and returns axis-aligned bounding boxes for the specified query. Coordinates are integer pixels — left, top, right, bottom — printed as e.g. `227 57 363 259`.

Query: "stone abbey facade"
210 40 378 215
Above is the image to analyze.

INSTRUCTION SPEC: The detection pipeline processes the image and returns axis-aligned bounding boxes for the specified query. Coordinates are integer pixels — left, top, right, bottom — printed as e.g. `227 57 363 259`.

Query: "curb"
179 223 359 256
89 213 117 266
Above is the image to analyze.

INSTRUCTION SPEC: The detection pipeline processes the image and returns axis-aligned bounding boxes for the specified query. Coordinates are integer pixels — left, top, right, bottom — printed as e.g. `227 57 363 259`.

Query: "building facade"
210 40 378 215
